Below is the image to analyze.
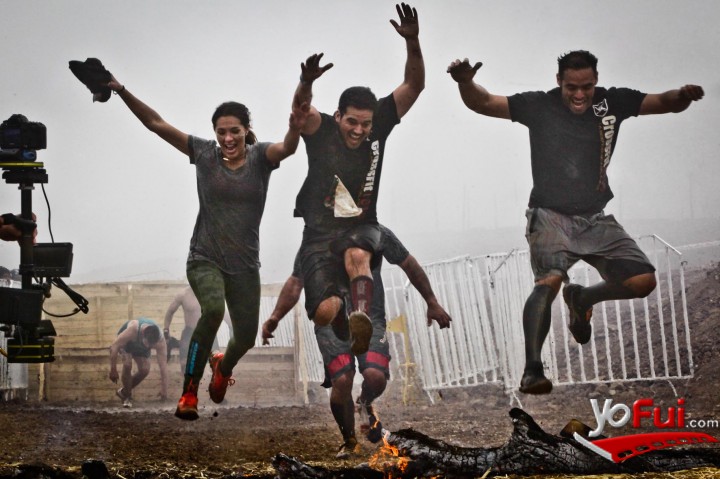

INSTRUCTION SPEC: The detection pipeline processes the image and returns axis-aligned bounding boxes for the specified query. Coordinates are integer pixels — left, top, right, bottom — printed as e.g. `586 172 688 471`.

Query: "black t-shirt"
508 86 645 215
295 94 400 233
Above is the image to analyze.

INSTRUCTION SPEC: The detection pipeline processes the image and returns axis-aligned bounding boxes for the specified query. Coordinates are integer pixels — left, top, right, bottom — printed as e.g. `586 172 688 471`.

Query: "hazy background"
1 0 718 284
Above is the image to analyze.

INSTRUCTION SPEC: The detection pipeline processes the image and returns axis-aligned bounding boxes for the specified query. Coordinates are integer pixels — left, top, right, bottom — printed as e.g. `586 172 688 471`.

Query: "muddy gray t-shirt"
186 136 275 273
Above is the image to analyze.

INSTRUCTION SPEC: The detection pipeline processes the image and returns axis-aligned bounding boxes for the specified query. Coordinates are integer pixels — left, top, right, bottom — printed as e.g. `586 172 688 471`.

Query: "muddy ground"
1 264 719 478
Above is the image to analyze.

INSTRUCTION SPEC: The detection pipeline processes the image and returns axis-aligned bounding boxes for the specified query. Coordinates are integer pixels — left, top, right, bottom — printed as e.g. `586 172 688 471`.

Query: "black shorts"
120 344 151 359
299 224 382 318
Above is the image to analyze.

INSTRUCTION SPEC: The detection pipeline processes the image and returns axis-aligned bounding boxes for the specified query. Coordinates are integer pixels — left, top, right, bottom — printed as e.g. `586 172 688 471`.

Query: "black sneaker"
68 58 112 102
563 284 593 345
335 436 360 459
348 311 372 355
357 399 384 443
519 361 553 395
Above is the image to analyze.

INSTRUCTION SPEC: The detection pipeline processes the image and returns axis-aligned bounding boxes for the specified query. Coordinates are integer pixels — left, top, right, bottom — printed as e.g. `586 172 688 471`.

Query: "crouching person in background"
109 318 168 407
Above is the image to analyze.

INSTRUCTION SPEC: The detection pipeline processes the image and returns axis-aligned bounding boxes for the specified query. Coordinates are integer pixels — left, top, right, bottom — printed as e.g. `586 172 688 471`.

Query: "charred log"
385 408 720 477
272 408 720 478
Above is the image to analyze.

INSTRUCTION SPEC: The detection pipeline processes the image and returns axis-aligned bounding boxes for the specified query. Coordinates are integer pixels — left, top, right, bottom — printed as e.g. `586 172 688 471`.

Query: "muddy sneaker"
357 399 384 444
174 381 199 420
335 436 360 459
563 284 593 345
208 351 235 404
519 361 553 395
122 397 132 408
348 311 372 356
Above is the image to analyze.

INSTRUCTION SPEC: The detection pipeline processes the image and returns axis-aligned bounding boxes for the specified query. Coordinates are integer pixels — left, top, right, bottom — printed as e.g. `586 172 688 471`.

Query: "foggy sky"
1 0 718 284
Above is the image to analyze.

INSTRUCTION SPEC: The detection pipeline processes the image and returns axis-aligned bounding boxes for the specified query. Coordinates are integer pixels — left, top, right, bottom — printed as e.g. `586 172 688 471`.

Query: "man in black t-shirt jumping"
290 3 425 458
447 50 704 395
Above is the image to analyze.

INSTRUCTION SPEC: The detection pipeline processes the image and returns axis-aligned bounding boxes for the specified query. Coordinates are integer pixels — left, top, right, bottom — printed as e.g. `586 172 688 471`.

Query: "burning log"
272 408 720 478
384 408 720 477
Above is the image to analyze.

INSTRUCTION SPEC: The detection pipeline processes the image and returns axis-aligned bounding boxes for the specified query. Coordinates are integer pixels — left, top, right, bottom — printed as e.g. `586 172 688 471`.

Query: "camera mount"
1 115 88 363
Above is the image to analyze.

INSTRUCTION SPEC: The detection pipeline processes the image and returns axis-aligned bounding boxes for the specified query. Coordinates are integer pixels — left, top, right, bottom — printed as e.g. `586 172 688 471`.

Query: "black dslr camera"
0 114 47 162
0 114 87 363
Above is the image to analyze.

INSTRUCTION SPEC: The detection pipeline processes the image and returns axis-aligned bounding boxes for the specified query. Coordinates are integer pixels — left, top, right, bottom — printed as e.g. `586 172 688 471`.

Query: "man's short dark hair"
557 50 598 79
144 324 161 345
338 87 377 116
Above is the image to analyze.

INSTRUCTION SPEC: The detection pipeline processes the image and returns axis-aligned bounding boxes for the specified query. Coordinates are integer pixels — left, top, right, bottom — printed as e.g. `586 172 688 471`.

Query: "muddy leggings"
183 260 260 390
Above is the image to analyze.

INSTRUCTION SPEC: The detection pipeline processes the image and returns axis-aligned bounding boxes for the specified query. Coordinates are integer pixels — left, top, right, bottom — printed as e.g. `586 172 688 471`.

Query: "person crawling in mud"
447 50 704 395
109 318 168 407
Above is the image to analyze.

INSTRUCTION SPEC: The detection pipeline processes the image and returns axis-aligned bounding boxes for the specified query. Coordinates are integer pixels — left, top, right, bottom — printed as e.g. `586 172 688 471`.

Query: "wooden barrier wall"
25 281 304 407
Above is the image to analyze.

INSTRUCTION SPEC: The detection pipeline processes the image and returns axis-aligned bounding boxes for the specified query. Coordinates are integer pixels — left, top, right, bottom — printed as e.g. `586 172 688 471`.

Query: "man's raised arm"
293 53 333 136
639 84 704 115
391 3 425 118
447 58 510 119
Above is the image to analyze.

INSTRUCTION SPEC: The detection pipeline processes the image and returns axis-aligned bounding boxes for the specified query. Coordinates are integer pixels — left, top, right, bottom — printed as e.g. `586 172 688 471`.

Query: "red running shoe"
208 351 235 404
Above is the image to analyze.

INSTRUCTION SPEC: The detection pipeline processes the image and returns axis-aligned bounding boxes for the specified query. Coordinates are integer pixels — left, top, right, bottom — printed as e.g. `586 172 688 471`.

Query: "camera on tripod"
0 114 46 162
0 114 87 364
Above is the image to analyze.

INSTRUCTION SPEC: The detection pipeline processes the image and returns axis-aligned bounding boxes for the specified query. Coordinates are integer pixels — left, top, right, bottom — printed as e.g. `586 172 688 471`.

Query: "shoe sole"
174 408 199 421
519 377 553 395
348 312 372 356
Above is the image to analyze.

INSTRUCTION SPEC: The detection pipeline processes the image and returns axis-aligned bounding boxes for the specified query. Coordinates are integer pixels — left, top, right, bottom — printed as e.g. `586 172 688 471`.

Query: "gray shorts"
314 310 391 382
525 207 655 283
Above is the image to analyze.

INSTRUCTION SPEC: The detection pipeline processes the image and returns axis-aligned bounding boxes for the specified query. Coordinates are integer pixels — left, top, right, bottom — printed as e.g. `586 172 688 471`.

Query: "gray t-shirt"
186 136 276 273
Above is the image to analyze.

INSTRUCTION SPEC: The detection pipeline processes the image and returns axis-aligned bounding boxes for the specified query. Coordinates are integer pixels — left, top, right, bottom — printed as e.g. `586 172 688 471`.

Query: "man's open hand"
447 58 483 84
390 3 419 39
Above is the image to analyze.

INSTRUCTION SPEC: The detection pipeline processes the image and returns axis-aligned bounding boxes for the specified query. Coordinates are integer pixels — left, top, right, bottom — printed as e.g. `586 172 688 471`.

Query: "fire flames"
368 432 411 478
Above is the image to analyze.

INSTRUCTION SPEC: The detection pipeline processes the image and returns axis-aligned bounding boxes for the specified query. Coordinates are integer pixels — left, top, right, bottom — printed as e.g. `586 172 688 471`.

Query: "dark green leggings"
183 260 260 390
